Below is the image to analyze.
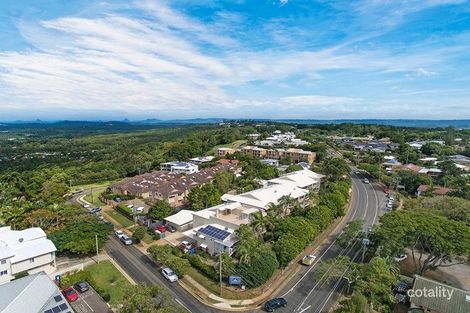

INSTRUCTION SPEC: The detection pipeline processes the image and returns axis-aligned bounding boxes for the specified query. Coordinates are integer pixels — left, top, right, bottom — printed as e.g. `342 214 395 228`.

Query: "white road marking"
175 298 192 313
81 297 94 312
299 305 312 313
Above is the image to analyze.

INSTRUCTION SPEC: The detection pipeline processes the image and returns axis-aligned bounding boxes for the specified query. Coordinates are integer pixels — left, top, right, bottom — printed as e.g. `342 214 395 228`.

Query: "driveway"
71 287 113 313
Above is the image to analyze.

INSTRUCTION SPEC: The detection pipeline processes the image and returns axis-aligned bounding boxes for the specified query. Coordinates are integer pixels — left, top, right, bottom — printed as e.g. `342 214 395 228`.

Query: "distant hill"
2 118 470 129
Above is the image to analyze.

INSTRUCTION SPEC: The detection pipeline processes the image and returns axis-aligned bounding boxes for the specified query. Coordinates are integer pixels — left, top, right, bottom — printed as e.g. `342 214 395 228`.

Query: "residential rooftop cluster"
112 162 240 207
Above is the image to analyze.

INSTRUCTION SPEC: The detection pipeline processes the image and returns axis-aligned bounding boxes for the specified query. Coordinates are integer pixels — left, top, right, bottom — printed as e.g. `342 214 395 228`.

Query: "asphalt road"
263 171 386 313
104 170 386 313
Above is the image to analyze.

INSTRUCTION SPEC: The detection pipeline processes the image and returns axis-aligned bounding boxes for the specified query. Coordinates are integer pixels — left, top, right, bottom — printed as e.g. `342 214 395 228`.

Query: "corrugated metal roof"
411 275 470 313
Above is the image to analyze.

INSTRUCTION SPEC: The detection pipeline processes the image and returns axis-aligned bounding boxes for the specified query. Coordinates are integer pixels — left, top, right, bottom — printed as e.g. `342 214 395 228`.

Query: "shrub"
116 203 133 218
184 254 218 281
102 293 111 302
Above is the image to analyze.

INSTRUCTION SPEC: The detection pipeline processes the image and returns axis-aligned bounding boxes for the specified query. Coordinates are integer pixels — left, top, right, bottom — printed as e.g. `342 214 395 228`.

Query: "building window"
29 257 35 263
0 270 7 276
0 259 6 265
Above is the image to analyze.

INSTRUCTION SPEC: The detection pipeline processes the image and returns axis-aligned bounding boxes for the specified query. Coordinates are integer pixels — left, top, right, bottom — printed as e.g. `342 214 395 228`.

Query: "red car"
62 287 79 302
155 224 166 233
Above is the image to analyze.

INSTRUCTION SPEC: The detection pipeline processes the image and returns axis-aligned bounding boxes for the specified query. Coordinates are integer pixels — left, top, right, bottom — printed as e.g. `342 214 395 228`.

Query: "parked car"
90 207 101 214
62 287 78 302
166 224 176 233
386 203 393 209
264 298 287 312
134 207 144 213
120 234 132 245
302 254 317 266
394 254 408 262
114 197 122 202
155 224 166 233
363 178 370 184
74 281 90 293
114 230 124 239
180 240 192 252
127 204 134 209
162 267 178 282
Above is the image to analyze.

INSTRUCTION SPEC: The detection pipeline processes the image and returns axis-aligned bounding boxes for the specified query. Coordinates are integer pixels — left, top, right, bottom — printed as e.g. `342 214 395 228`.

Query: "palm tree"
250 212 266 237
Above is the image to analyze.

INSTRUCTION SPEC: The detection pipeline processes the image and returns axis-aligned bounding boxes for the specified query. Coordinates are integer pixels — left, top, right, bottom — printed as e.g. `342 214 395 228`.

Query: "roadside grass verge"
106 210 134 228
85 260 132 305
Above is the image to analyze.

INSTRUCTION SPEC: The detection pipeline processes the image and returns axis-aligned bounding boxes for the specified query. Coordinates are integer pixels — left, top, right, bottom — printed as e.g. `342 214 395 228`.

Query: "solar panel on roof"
200 225 230 241
54 295 62 302
52 306 61 313
59 303 68 310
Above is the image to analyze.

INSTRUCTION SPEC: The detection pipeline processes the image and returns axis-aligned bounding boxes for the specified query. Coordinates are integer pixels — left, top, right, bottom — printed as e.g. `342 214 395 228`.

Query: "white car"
127 204 134 209
114 230 124 239
162 267 178 282
386 203 393 209
83 204 90 208
394 254 407 262
120 235 132 245
302 255 317 266
363 178 370 184
134 207 144 213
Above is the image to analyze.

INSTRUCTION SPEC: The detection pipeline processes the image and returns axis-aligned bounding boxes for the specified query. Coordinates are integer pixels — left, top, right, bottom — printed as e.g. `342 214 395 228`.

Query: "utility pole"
219 253 223 297
90 187 94 205
95 234 99 263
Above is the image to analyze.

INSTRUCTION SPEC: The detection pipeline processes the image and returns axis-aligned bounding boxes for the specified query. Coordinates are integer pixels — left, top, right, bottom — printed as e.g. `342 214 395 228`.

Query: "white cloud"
0 0 468 119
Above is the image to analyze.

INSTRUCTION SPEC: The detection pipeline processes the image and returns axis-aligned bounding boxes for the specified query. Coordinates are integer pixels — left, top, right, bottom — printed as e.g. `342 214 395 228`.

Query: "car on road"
162 267 178 282
114 230 124 239
74 281 90 293
83 204 90 209
165 224 176 233
155 224 166 233
363 178 370 184
264 298 287 312
354 170 361 175
90 207 101 214
302 254 317 266
62 287 79 302
394 254 408 262
120 234 132 245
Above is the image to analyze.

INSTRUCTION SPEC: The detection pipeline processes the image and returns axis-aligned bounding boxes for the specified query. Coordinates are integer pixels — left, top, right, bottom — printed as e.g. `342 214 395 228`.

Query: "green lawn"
107 210 134 228
71 181 114 193
143 233 154 244
86 260 132 305
84 191 106 207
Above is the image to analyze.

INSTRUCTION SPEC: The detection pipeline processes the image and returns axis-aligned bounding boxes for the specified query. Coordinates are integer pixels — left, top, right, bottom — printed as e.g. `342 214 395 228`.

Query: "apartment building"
216 147 236 157
160 161 199 174
0 227 57 285
241 146 316 165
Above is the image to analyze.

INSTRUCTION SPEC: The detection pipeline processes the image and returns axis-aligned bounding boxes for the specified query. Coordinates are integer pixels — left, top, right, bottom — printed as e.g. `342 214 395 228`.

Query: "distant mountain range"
2 118 470 129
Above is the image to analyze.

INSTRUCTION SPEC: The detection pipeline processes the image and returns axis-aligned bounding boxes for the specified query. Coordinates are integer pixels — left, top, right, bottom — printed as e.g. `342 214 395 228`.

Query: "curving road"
104 170 386 313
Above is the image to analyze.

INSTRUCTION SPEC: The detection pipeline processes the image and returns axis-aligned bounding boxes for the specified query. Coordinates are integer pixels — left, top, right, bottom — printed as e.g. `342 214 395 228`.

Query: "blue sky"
0 0 470 121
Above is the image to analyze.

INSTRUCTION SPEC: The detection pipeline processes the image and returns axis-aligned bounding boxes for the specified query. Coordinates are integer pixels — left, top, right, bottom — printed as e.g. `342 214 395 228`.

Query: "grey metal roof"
411 275 470 313
0 272 72 313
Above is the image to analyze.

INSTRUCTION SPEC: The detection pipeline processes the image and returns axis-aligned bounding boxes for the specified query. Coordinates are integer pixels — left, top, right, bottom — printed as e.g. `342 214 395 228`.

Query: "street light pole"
219 253 223 297
95 234 99 263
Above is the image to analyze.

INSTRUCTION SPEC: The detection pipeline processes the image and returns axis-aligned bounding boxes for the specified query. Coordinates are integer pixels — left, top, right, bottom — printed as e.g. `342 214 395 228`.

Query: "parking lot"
71 287 112 313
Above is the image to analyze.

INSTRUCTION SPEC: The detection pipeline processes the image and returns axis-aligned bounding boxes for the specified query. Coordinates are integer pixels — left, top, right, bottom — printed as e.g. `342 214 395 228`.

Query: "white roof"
164 210 194 226
0 272 71 313
268 169 324 189
0 227 56 263
222 182 308 209
192 202 242 219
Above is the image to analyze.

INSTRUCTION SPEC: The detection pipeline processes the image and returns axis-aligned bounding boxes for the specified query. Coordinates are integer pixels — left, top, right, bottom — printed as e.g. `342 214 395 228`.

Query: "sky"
0 0 470 121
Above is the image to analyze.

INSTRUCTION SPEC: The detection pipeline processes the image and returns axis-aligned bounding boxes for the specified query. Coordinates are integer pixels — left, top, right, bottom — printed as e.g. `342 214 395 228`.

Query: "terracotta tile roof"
432 187 452 196
417 184 431 192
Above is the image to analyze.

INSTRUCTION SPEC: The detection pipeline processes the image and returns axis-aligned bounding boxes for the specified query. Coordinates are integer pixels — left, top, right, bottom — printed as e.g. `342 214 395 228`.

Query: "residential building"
216 147 236 157
0 227 57 285
261 159 279 167
0 271 73 313
395 164 422 173
187 224 238 256
112 163 239 207
164 210 194 232
189 156 215 165
241 146 316 165
409 275 470 313
449 154 470 165
173 169 324 255
255 131 308 147
160 161 199 174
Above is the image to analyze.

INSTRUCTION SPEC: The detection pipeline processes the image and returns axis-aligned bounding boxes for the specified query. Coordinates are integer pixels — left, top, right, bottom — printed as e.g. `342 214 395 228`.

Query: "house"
416 185 431 197
396 164 422 173
419 168 443 177
160 161 199 174
216 147 237 157
268 169 324 191
164 210 194 232
420 157 438 164
261 159 280 167
189 156 215 165
0 227 57 285
408 275 470 313
184 224 238 256
247 133 260 140
432 187 452 196
0 271 73 313
449 155 470 165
